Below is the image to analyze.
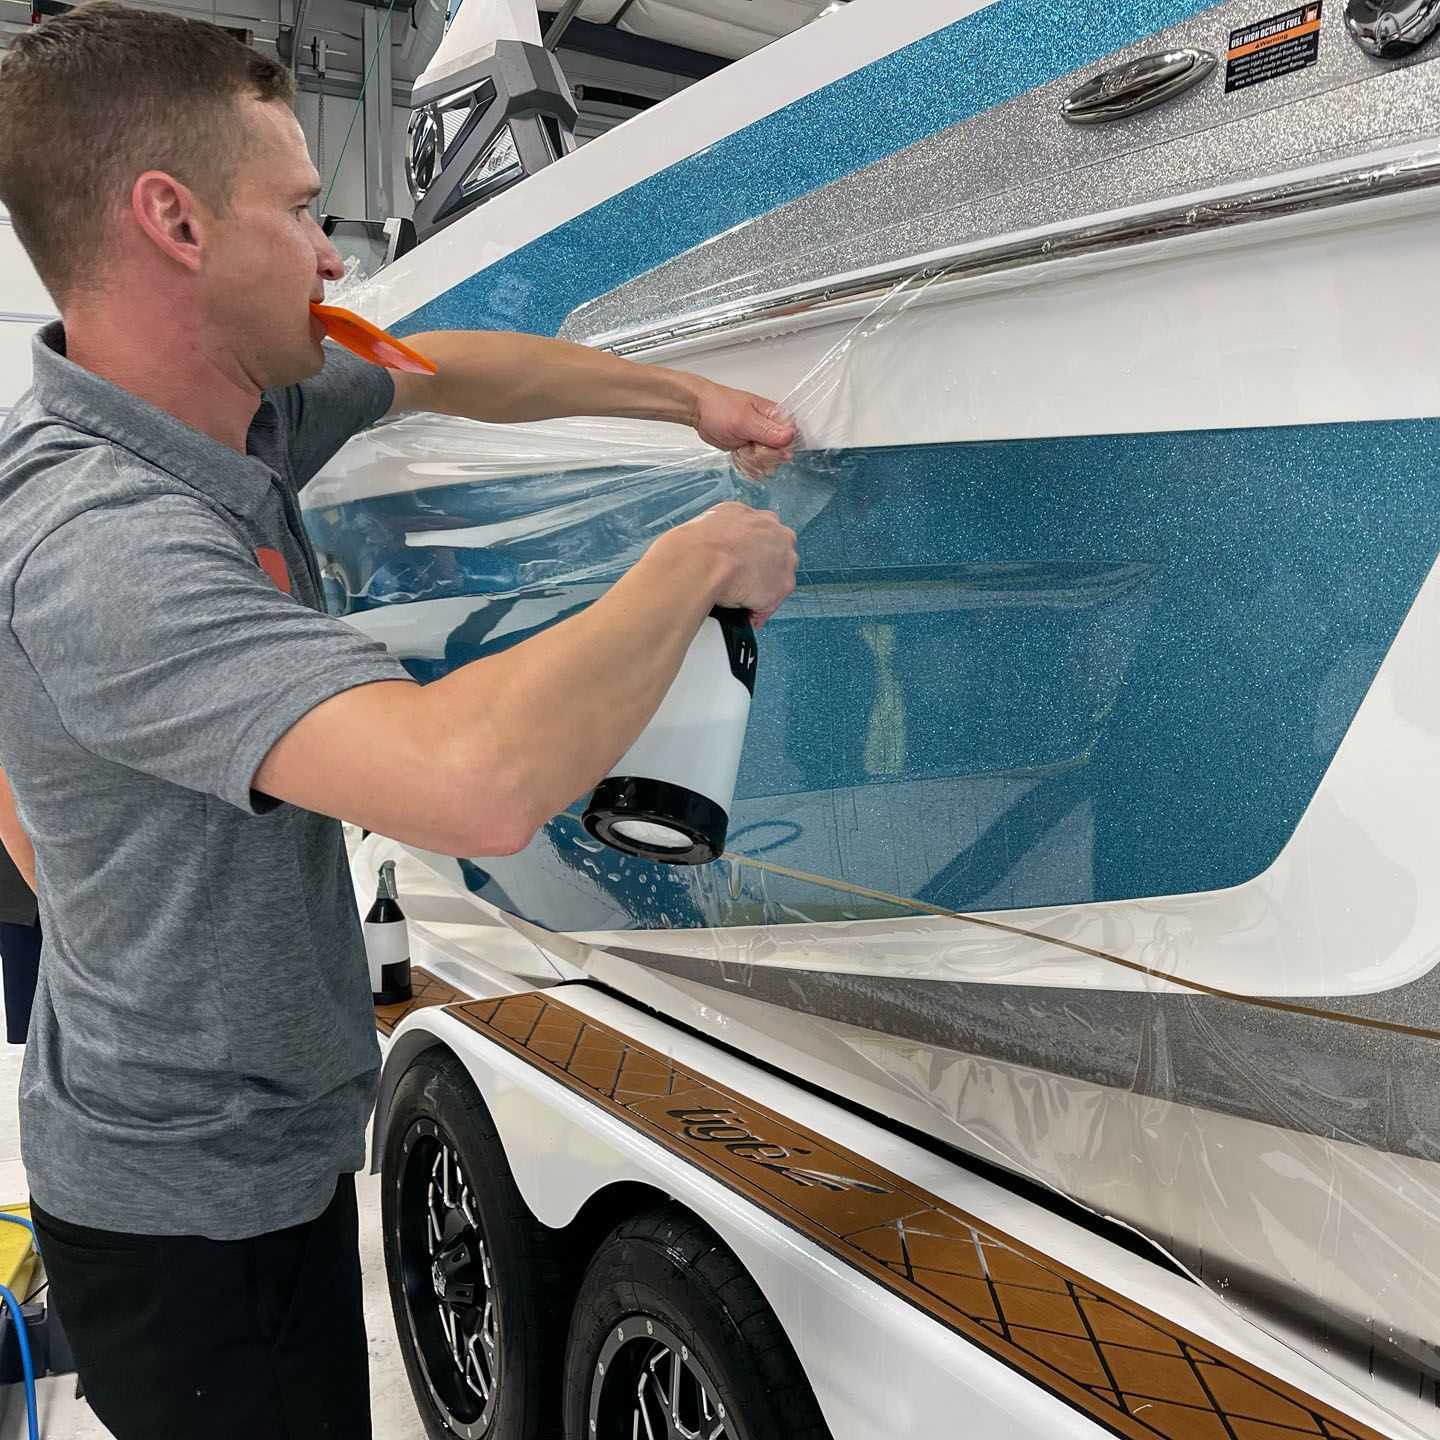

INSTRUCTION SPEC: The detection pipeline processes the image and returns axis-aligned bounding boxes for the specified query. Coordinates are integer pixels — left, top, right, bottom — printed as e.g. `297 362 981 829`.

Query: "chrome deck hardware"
1345 0 1440 55
1061 49 1216 123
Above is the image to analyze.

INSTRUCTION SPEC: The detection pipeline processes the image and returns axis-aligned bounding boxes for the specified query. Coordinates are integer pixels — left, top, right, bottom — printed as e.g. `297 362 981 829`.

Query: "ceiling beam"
542 0 584 51
537 11 726 80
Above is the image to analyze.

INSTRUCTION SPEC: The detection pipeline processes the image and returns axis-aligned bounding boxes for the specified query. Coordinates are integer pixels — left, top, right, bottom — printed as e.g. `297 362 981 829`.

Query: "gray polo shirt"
0 324 409 1240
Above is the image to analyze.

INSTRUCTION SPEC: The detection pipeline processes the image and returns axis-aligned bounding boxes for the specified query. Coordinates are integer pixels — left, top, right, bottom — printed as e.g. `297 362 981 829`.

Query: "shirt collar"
30 321 276 522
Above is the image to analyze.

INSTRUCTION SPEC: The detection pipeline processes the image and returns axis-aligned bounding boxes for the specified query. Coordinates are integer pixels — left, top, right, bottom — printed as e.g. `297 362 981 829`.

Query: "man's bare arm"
0 767 36 893
386 331 796 480
255 504 797 857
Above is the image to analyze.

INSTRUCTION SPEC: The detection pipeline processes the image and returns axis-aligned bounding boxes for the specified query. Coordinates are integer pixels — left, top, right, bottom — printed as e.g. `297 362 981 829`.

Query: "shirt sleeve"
270 342 396 490
12 495 411 815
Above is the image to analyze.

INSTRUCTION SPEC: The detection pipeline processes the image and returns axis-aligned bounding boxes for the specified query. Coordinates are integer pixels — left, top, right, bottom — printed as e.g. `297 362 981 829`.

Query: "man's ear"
130 170 208 272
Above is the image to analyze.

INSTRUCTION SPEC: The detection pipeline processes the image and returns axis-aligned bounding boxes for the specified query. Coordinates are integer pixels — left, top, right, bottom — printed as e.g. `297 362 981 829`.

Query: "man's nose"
314 229 345 282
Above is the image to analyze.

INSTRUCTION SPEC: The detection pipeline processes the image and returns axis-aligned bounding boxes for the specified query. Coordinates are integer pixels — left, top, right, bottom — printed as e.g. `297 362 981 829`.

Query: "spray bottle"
583 607 757 865
364 860 413 1005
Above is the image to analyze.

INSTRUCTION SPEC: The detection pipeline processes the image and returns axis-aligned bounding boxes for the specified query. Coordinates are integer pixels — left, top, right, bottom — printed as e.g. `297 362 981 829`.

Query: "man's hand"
692 381 797 481
658 501 798 628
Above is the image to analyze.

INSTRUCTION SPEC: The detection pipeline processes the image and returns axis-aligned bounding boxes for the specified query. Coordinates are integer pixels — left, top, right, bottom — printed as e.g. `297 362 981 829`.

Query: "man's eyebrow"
297 184 322 203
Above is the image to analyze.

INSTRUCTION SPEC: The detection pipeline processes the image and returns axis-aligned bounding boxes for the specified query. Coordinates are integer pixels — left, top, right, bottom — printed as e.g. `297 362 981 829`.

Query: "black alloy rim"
589 1315 734 1440
395 1119 501 1438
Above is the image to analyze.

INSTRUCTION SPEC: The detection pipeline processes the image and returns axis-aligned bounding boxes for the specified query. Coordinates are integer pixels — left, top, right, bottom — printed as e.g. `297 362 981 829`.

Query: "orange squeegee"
309 302 437 375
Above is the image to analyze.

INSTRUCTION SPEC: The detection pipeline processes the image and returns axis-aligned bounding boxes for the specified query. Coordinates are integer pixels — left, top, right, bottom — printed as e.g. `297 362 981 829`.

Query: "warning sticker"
1225 3 1322 92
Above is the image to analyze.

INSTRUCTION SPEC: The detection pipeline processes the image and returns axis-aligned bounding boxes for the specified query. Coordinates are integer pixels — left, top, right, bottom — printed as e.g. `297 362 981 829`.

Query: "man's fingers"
683 498 797 624
733 440 793 480
733 443 764 480
755 400 797 445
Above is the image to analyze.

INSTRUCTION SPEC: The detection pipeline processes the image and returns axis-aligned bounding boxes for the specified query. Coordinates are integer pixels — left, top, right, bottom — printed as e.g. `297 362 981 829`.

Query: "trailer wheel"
564 1204 832 1440
382 1050 567 1440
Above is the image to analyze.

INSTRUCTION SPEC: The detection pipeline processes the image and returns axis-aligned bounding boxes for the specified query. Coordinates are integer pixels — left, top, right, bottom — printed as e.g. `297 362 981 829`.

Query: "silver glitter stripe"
587 147 1440 357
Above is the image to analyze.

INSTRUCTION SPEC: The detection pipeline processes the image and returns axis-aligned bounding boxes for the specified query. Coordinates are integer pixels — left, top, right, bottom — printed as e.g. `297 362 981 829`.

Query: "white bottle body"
364 919 410 995
608 617 751 813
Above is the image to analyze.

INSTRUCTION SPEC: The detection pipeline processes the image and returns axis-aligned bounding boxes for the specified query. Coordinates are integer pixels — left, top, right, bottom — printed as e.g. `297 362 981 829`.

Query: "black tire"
382 1049 569 1440
563 1205 832 1440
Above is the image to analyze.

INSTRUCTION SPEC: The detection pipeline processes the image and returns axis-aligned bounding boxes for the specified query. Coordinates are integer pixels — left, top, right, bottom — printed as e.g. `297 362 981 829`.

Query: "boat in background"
304 0 1440 1426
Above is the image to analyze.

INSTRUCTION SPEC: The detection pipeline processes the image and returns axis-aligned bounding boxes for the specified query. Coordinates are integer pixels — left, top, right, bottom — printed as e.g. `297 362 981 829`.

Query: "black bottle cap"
583 776 728 866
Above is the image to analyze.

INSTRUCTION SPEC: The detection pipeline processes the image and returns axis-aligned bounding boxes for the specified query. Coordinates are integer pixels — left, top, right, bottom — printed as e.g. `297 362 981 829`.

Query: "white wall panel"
0 318 40 413
0 224 55 319
0 209 55 413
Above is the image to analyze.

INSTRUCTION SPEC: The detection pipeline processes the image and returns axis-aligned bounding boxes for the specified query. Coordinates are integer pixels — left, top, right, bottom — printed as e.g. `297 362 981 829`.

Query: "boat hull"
308 0 1440 1411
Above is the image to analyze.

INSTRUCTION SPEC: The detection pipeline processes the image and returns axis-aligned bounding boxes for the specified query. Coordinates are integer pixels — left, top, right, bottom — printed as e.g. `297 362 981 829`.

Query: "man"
0 5 798 1437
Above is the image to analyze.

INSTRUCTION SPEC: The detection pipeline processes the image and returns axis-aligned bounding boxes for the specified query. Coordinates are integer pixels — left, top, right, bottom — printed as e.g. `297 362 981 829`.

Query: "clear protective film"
308 171 1440 1435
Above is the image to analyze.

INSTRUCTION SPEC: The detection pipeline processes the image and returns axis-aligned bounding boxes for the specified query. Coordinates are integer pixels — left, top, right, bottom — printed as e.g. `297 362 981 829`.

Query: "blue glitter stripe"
396 0 1222 339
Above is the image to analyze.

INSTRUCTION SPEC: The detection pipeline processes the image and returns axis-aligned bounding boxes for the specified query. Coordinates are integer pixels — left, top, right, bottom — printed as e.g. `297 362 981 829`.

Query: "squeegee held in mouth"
309 301 437 375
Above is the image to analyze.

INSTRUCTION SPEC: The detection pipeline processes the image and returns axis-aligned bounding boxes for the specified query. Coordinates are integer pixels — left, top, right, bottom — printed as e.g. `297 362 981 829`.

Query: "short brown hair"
0 1 295 303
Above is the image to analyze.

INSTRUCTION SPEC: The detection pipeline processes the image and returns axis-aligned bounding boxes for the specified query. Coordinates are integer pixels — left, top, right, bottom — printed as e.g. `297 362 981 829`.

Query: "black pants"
0 919 40 1044
32 1175 372 1440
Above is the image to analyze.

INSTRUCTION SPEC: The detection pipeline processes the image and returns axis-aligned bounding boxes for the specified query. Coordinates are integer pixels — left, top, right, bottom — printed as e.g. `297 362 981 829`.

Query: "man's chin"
271 334 327 388
254 346 324 395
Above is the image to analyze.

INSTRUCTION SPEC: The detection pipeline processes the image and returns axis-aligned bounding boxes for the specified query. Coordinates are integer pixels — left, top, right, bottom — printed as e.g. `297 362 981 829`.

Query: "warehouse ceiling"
0 0 845 86
0 0 849 216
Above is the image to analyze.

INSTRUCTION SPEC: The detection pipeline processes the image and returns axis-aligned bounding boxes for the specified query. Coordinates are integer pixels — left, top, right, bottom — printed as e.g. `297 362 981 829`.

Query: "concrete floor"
0 1036 428 1438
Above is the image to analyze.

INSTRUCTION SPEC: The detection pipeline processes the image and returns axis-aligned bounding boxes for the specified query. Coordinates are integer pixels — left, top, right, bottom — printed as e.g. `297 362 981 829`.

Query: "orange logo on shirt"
256 547 292 595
